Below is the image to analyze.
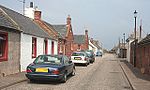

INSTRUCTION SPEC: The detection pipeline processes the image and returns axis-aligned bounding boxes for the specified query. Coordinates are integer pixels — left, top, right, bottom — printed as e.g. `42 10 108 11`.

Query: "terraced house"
52 15 74 57
0 5 58 75
25 2 74 57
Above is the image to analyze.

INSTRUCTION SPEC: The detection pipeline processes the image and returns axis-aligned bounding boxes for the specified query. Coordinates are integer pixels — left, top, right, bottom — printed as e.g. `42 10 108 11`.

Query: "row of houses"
117 27 150 75
0 4 101 77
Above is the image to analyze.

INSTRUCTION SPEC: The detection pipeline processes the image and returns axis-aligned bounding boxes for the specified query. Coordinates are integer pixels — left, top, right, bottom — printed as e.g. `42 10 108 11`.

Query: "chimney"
85 30 89 49
30 2 33 8
34 7 41 20
90 38 94 43
85 30 88 36
67 15 71 25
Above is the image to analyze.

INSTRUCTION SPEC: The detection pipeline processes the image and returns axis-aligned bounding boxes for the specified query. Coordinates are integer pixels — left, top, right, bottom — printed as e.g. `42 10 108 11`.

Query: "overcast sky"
1 0 150 50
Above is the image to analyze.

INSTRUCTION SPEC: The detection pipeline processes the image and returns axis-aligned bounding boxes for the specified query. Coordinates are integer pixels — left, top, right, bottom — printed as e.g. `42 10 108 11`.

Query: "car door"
63 56 73 74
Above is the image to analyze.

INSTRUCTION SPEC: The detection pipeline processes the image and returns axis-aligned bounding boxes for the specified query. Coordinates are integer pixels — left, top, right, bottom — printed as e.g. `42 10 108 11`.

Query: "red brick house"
51 15 74 57
73 30 89 51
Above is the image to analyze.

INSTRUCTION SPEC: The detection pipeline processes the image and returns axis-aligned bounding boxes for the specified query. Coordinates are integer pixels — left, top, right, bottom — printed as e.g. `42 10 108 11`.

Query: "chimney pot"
30 2 33 8
34 10 41 20
67 15 71 25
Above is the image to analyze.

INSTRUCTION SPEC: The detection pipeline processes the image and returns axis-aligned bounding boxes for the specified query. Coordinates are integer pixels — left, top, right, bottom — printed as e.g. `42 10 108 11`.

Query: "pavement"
0 72 27 89
119 58 150 90
0 57 150 90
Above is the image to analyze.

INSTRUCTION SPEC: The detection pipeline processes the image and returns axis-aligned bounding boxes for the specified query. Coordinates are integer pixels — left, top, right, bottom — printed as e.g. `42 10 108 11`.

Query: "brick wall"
65 25 74 57
130 39 150 75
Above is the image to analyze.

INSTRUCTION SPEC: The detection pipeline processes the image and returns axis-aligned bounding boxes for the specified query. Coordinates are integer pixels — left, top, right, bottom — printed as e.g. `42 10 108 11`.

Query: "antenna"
23 0 25 15
17 0 25 15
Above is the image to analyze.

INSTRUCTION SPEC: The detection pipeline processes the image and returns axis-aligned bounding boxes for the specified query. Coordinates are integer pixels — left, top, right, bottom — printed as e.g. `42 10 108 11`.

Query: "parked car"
96 51 102 57
25 55 75 83
85 50 95 63
71 51 90 66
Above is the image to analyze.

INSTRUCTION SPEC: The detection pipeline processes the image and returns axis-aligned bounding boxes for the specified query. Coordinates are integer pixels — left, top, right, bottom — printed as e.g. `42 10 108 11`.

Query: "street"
2 54 131 90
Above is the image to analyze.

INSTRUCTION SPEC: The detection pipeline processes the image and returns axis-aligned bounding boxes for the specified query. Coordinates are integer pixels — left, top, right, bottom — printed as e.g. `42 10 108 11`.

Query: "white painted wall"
20 33 58 71
20 34 33 71
47 40 52 54
89 40 98 54
127 40 134 63
36 37 44 57
25 7 35 19
54 41 58 55
89 45 93 50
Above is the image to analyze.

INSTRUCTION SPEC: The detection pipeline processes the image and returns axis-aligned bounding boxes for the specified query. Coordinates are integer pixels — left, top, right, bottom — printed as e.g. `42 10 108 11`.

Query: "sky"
0 0 150 50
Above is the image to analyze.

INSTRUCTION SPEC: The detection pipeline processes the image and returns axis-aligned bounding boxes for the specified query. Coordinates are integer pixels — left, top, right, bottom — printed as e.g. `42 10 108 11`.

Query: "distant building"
89 38 102 55
52 15 74 57
73 30 89 51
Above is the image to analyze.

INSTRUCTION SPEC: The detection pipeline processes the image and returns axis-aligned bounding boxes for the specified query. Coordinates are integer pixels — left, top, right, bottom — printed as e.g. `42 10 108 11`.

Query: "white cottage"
89 38 102 55
1 4 58 71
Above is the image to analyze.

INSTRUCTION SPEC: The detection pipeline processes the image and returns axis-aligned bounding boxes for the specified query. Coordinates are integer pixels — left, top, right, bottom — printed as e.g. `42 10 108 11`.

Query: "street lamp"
134 10 137 67
123 33 125 49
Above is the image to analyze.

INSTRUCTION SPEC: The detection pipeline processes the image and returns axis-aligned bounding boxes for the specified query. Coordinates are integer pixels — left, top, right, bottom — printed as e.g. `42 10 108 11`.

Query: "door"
51 41 54 55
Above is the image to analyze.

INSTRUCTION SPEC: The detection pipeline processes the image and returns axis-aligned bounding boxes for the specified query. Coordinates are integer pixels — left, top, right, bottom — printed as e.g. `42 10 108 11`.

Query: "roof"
91 40 101 49
52 25 67 38
43 22 63 38
138 34 150 45
73 35 85 44
0 8 19 30
0 5 53 39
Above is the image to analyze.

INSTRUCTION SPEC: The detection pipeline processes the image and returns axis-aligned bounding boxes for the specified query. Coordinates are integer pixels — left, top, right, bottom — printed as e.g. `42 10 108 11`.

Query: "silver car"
71 51 90 66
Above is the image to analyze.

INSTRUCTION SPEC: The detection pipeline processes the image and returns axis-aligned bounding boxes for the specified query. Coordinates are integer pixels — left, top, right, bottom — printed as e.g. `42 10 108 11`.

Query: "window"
44 39 48 54
0 32 8 61
63 56 69 65
32 37 37 58
77 44 81 51
51 41 54 55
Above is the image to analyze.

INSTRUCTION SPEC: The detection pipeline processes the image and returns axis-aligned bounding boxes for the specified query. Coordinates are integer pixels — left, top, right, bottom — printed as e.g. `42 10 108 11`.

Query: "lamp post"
134 10 137 67
123 33 125 49
123 33 125 58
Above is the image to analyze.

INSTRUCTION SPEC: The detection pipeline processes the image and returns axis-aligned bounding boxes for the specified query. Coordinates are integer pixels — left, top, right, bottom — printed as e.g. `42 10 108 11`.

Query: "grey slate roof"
43 22 62 38
73 35 85 44
0 8 19 30
0 5 53 39
138 34 150 45
52 25 67 38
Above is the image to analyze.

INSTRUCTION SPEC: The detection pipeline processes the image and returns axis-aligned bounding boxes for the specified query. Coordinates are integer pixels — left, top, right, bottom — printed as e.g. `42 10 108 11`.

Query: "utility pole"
18 0 25 15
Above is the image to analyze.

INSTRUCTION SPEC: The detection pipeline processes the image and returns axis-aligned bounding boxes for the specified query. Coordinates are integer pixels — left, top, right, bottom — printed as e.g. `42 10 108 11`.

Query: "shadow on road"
27 75 74 85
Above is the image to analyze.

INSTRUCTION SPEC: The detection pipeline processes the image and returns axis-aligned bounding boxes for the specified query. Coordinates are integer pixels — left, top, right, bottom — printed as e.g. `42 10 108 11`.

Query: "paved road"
2 54 131 90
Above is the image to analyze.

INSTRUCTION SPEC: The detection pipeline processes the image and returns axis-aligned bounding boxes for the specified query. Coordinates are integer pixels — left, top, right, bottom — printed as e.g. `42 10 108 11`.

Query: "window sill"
0 57 8 62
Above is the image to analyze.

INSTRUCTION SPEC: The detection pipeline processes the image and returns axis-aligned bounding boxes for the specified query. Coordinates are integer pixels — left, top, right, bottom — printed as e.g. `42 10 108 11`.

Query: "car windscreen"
34 55 62 65
72 52 85 56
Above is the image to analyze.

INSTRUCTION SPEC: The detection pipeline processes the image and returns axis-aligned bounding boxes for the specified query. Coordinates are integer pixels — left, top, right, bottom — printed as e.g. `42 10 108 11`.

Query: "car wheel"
61 73 67 83
71 68 76 76
84 63 88 66
29 79 35 83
